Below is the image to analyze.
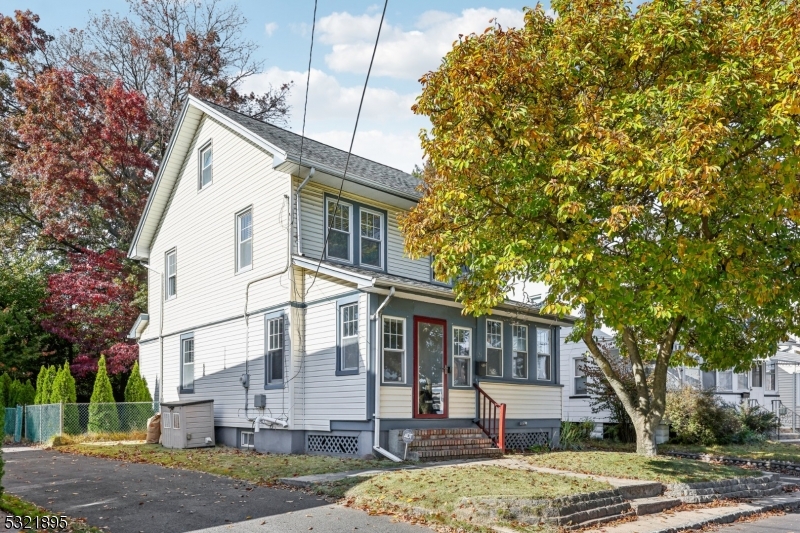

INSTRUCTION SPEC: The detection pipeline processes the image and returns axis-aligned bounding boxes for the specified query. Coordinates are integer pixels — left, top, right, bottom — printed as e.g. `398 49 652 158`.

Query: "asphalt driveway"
2 447 425 533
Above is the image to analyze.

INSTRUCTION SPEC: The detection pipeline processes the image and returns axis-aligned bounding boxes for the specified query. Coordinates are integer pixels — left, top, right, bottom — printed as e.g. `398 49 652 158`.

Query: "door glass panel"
417 321 444 416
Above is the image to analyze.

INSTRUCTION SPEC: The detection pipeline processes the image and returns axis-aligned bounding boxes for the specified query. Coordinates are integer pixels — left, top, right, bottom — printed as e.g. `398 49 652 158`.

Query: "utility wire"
306 0 389 296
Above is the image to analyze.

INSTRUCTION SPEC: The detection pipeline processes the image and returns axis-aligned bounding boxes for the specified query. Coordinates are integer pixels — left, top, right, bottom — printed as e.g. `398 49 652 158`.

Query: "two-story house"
127 96 573 459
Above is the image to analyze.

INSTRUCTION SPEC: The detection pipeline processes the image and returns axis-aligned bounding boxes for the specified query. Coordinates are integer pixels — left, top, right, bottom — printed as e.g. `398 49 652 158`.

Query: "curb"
645 495 800 533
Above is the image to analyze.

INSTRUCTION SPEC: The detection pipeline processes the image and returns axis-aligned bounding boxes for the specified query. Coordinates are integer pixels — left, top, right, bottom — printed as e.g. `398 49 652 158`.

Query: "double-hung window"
485 320 503 377
265 314 284 386
701 370 716 389
574 358 588 395
512 325 528 379
717 370 733 391
736 372 749 390
165 249 177 300
452 327 471 386
751 364 763 388
340 303 359 372
199 143 213 189
537 329 552 380
360 209 383 268
327 200 351 261
237 209 253 272
382 317 405 383
181 334 194 392
766 362 776 391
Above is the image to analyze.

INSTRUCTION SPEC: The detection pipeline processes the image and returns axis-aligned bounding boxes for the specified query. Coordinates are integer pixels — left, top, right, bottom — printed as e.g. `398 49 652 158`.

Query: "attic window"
199 143 213 189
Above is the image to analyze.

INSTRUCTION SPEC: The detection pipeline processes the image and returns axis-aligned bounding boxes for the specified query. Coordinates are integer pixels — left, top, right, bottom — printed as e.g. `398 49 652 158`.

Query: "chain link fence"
4 402 159 444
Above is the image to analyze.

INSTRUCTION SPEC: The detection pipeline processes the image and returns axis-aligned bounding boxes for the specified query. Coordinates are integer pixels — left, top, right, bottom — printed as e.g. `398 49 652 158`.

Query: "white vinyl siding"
237 208 253 272
199 143 213 189
452 326 471 387
537 329 552 381
486 319 503 377
165 249 177 300
382 317 405 383
512 325 528 379
326 199 352 262
360 209 383 268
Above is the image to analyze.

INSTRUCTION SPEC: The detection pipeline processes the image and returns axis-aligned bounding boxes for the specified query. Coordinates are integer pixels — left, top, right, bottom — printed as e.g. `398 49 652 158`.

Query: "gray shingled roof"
202 100 423 199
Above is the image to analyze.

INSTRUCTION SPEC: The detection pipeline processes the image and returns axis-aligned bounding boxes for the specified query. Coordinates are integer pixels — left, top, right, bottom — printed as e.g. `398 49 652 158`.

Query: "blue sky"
12 1 545 171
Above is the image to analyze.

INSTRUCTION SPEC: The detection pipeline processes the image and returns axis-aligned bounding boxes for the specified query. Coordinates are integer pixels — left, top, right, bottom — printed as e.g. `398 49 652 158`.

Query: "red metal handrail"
473 383 506 452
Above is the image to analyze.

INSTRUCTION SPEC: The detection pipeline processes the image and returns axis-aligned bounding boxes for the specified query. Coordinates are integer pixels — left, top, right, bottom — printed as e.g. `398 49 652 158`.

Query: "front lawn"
60 443 380 485
345 465 612 532
525 451 758 483
662 442 800 463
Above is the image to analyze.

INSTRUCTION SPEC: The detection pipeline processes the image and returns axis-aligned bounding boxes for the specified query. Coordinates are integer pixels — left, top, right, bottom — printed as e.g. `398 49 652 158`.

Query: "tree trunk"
632 413 659 456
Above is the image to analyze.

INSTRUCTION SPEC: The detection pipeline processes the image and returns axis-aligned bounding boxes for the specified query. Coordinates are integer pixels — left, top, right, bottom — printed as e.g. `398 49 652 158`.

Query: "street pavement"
2 447 427 533
715 511 800 532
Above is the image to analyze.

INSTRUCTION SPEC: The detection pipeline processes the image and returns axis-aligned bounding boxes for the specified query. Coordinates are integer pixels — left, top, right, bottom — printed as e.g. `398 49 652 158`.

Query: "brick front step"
415 447 504 460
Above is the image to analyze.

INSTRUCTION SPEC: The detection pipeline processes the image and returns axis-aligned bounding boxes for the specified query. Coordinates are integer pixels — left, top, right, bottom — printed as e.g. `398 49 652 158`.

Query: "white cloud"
241 67 425 171
318 8 526 80
264 22 278 37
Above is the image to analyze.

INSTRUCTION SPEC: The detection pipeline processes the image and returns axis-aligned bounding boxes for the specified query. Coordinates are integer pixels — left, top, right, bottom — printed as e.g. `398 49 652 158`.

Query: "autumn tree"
403 0 800 455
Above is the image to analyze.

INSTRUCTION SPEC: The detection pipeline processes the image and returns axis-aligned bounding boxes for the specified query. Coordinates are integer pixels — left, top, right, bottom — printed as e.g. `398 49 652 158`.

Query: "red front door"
413 316 448 418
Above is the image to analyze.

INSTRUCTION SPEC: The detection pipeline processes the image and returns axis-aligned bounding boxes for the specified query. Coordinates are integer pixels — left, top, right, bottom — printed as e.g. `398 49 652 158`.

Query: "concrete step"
616 482 663 500
629 496 681 516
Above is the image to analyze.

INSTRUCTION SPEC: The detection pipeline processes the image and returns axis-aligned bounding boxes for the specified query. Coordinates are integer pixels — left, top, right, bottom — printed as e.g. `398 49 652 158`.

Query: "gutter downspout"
295 167 315 256
244 194 292 420
370 287 401 462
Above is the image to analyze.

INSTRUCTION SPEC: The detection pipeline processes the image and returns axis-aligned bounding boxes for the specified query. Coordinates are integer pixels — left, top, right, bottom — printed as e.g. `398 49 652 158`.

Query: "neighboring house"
560 327 780 442
771 340 800 429
127 96 574 459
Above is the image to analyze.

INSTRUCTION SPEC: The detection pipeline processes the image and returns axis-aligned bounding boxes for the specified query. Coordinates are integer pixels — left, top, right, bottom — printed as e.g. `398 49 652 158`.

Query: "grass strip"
0 493 104 533
526 451 759 483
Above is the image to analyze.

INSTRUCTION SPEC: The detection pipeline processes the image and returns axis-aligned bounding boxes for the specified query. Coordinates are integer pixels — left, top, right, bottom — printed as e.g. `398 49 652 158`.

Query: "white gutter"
370 287 401 462
295 167 315 256
243 194 292 419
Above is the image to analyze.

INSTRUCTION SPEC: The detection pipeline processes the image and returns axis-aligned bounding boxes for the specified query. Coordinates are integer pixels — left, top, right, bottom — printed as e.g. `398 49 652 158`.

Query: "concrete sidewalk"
584 490 800 533
2 447 427 533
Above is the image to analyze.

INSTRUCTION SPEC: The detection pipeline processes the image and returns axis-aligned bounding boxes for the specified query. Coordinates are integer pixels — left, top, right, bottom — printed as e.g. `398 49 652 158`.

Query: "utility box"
160 399 215 449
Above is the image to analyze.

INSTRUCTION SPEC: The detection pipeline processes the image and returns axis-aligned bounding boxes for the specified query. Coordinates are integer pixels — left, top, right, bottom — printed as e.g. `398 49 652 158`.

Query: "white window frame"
736 372 749 391
486 319 503 377
340 303 359 372
359 208 383 269
236 208 253 273
452 326 472 387
165 249 177 300
241 431 254 449
265 315 284 386
382 316 406 384
766 362 777 392
574 357 588 395
511 324 528 380
717 369 733 391
199 142 213 189
325 198 353 263
536 328 552 381
181 335 194 392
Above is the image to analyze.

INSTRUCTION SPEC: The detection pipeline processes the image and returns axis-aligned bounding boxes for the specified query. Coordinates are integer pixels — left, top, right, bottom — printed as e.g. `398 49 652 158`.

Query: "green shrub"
124 362 152 402
737 403 779 436
666 386 741 445
88 356 119 433
51 363 80 435
559 420 595 450
0 374 10 407
34 366 49 405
